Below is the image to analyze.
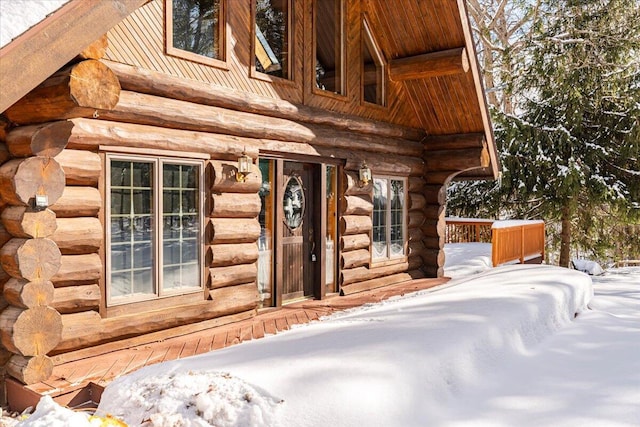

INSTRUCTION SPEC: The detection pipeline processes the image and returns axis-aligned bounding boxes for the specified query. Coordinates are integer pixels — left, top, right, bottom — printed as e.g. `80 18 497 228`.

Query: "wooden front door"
281 161 316 301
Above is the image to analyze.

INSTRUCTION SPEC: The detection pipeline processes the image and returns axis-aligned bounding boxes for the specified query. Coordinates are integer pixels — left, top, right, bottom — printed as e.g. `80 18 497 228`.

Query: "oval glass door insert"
283 176 304 230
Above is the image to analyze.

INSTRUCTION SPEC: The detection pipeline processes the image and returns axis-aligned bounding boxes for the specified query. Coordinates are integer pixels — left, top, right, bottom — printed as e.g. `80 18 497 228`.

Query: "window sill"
166 46 229 70
250 68 296 86
361 99 388 111
312 87 349 102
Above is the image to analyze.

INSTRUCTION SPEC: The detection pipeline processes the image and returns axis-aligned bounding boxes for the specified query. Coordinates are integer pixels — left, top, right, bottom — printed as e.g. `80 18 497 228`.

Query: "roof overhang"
454 0 499 180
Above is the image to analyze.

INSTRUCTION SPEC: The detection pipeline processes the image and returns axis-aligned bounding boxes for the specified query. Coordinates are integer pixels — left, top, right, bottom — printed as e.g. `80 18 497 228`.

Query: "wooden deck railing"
445 218 494 243
614 260 640 267
445 218 545 267
491 221 545 266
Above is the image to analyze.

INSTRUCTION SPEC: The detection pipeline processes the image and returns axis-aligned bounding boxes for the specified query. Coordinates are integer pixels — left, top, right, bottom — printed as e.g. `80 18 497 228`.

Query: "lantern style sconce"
359 161 371 186
236 150 253 182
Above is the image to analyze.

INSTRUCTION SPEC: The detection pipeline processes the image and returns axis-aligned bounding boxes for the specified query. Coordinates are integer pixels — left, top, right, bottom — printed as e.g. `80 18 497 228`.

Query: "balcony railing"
445 218 494 244
445 218 545 267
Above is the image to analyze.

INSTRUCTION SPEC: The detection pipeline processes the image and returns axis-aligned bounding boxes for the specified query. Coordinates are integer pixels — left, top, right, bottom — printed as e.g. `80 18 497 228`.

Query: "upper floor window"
372 176 406 261
107 154 204 305
314 0 345 95
362 18 385 106
254 0 291 79
166 0 226 66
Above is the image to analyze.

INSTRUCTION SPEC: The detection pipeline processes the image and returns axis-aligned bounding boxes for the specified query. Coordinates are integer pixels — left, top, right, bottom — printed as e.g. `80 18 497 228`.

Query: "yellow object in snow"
88 414 128 427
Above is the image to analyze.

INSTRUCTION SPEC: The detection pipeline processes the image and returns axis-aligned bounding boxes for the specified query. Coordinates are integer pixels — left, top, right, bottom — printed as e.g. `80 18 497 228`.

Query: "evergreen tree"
449 0 640 266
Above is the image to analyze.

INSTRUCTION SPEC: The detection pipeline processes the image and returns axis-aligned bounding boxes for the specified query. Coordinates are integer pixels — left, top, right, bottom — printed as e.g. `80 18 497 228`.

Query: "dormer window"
166 0 226 67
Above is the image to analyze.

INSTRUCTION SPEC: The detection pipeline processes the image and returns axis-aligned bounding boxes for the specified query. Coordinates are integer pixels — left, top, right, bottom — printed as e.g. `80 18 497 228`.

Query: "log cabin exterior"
0 0 498 389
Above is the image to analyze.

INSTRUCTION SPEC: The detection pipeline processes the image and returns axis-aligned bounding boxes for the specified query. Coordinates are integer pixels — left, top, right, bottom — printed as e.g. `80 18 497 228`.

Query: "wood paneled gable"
104 0 424 129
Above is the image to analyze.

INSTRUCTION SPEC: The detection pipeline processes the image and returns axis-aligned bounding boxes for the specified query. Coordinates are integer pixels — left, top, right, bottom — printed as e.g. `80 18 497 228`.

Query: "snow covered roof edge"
0 0 71 49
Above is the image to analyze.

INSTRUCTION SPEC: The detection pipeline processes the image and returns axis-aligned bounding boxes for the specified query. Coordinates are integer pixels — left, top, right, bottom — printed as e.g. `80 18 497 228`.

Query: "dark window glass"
172 0 222 59
255 0 289 78
315 0 343 94
363 21 385 105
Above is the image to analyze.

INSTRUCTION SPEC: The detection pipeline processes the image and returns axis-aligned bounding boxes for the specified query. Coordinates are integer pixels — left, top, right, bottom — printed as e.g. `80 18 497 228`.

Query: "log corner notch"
421 133 489 278
389 47 469 82
3 59 121 126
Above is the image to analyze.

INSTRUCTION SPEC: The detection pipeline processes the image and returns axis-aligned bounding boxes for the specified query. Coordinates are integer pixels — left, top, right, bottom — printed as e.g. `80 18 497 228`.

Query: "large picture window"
107 155 203 305
372 176 406 261
166 0 225 66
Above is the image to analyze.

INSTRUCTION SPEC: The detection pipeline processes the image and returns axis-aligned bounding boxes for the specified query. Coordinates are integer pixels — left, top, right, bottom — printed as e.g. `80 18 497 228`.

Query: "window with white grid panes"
372 176 406 261
107 155 203 305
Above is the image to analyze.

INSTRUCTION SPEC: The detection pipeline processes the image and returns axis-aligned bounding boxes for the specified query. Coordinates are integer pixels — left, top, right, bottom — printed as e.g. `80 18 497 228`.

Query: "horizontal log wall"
408 177 428 278
103 60 425 141
338 171 372 292
0 52 437 374
420 133 492 278
0 124 67 385
0 137 9 393
337 168 419 294
207 160 261 312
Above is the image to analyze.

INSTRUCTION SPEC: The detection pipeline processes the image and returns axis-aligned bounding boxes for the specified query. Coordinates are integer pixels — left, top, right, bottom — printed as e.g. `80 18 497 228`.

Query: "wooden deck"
6 278 449 412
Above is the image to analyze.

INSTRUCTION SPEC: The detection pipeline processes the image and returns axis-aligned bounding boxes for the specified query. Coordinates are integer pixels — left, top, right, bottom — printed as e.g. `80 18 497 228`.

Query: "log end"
71 60 121 111
6 354 54 384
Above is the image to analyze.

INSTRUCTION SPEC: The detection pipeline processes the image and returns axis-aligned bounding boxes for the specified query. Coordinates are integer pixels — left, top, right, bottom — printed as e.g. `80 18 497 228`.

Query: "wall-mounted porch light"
236 149 253 182
359 161 371 186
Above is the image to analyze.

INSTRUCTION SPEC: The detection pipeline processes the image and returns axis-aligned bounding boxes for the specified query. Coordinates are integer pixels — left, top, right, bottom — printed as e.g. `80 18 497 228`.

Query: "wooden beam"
103 60 425 141
424 133 485 151
76 34 108 61
390 48 469 82
54 292 258 353
5 121 74 158
0 0 146 113
4 60 121 125
99 90 422 157
52 284 100 314
50 309 255 365
340 273 412 296
424 144 490 173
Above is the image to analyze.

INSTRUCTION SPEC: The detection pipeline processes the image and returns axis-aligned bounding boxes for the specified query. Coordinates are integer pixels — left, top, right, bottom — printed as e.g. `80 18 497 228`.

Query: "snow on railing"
445 218 545 267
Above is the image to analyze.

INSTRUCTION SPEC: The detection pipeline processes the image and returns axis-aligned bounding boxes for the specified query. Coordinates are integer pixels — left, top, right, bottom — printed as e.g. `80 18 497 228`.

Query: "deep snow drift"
16 263 640 426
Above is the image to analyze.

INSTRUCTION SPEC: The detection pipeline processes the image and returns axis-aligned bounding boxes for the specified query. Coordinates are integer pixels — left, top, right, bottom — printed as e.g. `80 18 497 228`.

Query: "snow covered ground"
443 242 493 278
15 246 640 427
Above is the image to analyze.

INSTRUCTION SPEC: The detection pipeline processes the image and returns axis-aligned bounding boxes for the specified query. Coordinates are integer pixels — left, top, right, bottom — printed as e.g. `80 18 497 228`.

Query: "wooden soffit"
364 0 499 179
0 0 148 113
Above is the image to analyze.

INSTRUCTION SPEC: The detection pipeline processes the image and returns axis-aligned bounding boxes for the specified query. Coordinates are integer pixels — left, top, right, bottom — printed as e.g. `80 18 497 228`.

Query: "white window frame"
371 175 407 263
106 153 205 306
